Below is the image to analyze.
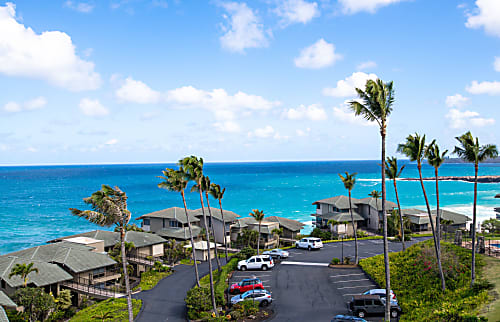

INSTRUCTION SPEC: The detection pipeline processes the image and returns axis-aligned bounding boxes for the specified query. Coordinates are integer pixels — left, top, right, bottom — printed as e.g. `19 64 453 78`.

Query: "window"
374 300 383 306
256 258 262 262
1 279 5 289
169 220 178 228
354 300 364 306
163 219 166 228
316 204 320 209
143 219 150 225
249 258 255 263
365 300 373 305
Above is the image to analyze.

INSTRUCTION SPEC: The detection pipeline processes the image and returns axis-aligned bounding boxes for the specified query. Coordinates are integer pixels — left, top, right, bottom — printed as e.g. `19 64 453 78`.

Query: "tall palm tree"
70 185 134 322
349 78 394 321
250 209 265 254
9 263 38 287
209 183 229 262
426 142 448 247
180 156 217 316
397 133 446 291
453 131 498 286
385 157 406 251
272 227 283 247
327 219 339 240
339 172 359 264
368 190 382 229
199 176 222 271
158 168 200 287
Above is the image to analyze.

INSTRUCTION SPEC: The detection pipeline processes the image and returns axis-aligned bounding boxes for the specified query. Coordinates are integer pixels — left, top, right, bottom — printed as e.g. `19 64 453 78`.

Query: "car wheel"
260 300 269 307
391 309 399 318
295 244 299 249
262 265 268 271
357 310 366 318
308 246 311 251
240 266 247 271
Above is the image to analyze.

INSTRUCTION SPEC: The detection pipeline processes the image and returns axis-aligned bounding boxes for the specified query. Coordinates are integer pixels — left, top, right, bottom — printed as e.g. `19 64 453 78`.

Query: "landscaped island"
401 175 500 183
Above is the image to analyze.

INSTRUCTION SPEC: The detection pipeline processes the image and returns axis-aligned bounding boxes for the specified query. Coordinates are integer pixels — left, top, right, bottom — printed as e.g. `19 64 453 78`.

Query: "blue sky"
1 0 499 164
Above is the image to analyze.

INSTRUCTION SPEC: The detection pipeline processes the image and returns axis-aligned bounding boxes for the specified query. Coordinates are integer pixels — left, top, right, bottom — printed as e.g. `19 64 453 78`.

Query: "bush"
230 300 259 319
135 269 172 291
70 298 141 322
343 256 351 265
236 247 256 261
13 287 56 322
186 287 213 320
356 230 368 238
309 228 331 240
331 258 340 265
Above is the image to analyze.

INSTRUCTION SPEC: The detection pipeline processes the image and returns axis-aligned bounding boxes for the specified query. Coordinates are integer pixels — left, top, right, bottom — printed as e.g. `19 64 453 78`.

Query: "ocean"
1 161 499 255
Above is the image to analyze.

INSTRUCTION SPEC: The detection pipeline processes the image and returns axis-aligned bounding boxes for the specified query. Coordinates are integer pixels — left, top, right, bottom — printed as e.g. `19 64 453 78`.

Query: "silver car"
230 289 273 307
262 248 289 259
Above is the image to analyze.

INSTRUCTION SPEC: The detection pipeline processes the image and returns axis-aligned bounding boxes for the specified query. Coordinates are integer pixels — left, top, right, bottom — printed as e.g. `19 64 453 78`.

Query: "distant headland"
401 176 500 183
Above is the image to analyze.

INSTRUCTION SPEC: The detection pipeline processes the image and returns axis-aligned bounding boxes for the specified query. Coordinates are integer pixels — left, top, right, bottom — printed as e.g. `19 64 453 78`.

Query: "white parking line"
330 273 365 278
337 285 375 290
281 261 329 267
332 279 370 283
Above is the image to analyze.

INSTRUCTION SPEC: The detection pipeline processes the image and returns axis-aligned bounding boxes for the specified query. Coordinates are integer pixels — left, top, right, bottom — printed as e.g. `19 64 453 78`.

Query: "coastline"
400 175 500 183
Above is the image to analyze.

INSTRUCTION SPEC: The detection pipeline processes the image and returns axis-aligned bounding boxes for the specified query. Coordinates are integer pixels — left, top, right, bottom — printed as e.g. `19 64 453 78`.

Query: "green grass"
70 298 141 322
180 258 201 265
133 270 172 291
480 255 500 321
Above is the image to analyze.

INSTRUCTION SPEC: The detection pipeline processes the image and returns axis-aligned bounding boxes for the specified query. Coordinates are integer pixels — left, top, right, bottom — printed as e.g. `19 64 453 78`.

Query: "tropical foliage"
69 298 142 322
9 262 39 287
385 156 406 250
249 209 265 254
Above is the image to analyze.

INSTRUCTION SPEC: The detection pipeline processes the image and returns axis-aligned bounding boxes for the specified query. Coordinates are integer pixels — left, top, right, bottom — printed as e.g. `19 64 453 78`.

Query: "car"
230 289 273 307
229 278 264 294
262 248 289 259
348 295 401 319
295 237 323 250
331 315 367 322
237 255 274 271
362 289 397 303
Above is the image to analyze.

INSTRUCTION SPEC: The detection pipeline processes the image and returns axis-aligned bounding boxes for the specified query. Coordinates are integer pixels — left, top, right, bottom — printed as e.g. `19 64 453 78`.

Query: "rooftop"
63 236 102 245
192 207 240 222
136 207 200 224
0 290 16 308
49 230 166 248
156 226 202 240
184 241 221 250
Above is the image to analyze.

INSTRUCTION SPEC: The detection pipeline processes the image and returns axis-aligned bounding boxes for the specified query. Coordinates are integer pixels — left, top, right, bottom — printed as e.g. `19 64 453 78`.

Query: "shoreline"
401 175 500 183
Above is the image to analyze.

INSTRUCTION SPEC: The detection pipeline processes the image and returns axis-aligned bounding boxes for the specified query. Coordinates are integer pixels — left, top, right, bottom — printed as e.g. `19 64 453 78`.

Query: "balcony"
92 270 121 284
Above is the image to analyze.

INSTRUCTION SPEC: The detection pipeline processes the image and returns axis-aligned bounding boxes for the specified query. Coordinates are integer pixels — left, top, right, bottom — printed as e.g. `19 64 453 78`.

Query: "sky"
1 0 500 164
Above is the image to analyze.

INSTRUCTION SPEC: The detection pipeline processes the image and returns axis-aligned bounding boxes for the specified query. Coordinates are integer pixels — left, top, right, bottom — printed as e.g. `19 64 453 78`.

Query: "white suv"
295 237 323 250
237 255 274 271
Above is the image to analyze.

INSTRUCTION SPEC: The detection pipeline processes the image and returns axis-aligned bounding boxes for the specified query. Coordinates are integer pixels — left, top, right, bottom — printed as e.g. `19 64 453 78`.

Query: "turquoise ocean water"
1 161 499 254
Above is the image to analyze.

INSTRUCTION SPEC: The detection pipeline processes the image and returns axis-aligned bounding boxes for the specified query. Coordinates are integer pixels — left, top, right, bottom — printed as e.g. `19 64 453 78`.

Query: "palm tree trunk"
120 227 134 322
393 179 406 251
418 163 446 291
181 191 200 287
348 191 358 264
471 163 478 286
435 168 441 251
205 194 221 271
198 189 218 316
381 129 391 322
257 223 261 255
218 199 229 262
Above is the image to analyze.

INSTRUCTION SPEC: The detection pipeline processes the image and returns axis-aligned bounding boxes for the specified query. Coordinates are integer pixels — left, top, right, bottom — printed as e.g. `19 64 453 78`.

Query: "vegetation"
163 239 192 265
235 229 258 248
9 262 39 287
385 157 406 250
134 268 172 291
70 298 142 322
309 227 331 240
360 241 491 321
481 218 500 234
480 255 500 321
387 209 411 240
250 209 265 255
200 175 222 271
70 185 134 321
209 183 229 262
235 246 256 260
339 171 359 264
11 287 55 322
426 141 448 244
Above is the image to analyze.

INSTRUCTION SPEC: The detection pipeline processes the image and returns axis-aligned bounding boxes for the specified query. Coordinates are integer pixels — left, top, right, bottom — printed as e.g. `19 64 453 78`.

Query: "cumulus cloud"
466 80 500 95
494 57 500 72
294 39 342 69
274 0 320 26
445 94 469 108
248 125 275 138
219 2 270 53
446 108 495 128
79 98 109 117
283 104 327 121
105 138 118 145
3 96 47 113
323 72 378 97
356 61 377 71
339 0 408 14
296 128 311 137
115 77 161 104
465 0 500 37
0 3 101 91
213 121 241 133
332 101 377 127
64 1 95 13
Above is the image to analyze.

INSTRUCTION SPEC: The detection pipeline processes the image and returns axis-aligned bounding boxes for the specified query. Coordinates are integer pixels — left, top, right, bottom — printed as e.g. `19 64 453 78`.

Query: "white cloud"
105 138 118 145
446 108 495 128
339 0 408 14
115 77 162 104
294 39 342 69
494 56 500 72
465 0 500 38
64 1 95 13
445 94 469 108
213 121 241 133
283 104 327 121
3 96 47 113
274 0 320 26
219 2 270 53
0 3 101 91
323 72 378 97
248 125 275 138
466 80 500 95
332 102 377 127
296 128 311 137
356 61 377 70
79 98 109 117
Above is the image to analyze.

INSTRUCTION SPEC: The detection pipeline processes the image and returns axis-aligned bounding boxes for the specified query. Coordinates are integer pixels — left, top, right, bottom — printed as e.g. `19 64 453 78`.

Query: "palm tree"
453 131 498 286
338 172 359 264
158 168 200 287
70 185 134 322
250 209 265 254
368 190 381 231
272 227 283 247
180 156 217 316
397 133 446 291
209 183 229 262
426 142 448 247
9 263 38 287
199 175 222 271
327 219 339 240
385 157 406 251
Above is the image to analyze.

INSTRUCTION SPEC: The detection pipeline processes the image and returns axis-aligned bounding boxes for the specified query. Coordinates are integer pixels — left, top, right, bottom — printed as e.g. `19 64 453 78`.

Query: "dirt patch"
328 264 359 268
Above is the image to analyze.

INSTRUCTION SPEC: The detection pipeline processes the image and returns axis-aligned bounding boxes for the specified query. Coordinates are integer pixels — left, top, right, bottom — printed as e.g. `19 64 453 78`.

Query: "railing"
92 270 122 284
441 231 500 259
61 276 124 298
127 253 159 267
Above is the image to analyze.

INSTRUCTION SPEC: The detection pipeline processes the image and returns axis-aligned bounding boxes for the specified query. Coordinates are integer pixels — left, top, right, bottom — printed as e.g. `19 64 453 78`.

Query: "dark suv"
348 295 401 319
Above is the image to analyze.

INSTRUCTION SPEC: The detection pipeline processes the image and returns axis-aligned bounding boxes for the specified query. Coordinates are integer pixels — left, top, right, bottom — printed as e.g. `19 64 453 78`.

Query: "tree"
327 219 339 240
209 183 229 262
426 141 448 246
180 156 218 316
69 185 134 322
9 263 39 287
199 176 222 271
387 209 410 239
481 218 500 234
453 131 498 286
158 167 201 286
397 133 446 291
338 172 359 264
385 157 406 251
368 190 381 231
349 78 394 321
250 209 265 255
272 227 283 247
92 310 115 322
13 287 56 322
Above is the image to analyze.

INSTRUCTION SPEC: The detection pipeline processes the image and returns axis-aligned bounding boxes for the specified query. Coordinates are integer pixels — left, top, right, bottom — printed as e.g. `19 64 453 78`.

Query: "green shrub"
135 269 172 291
70 298 141 322
343 256 351 265
331 258 340 265
186 287 212 320
231 300 259 318
310 228 331 240
236 247 256 260
356 230 368 238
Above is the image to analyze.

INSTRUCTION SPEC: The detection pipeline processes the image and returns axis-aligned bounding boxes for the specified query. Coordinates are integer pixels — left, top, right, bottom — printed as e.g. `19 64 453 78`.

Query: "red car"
229 278 264 294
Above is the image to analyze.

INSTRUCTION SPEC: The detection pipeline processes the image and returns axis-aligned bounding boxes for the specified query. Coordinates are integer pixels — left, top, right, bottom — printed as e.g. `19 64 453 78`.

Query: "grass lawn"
480 255 500 321
70 298 141 322
134 270 172 291
180 258 201 265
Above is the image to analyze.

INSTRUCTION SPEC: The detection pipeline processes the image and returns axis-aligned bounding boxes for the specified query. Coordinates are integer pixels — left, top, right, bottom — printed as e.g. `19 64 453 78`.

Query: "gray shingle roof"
156 226 202 240
355 197 397 210
0 257 72 288
192 208 240 222
433 209 471 225
313 195 352 209
48 230 166 248
316 211 365 222
0 307 8 322
401 208 426 216
265 216 305 232
136 207 200 224
0 291 16 308
401 209 471 225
